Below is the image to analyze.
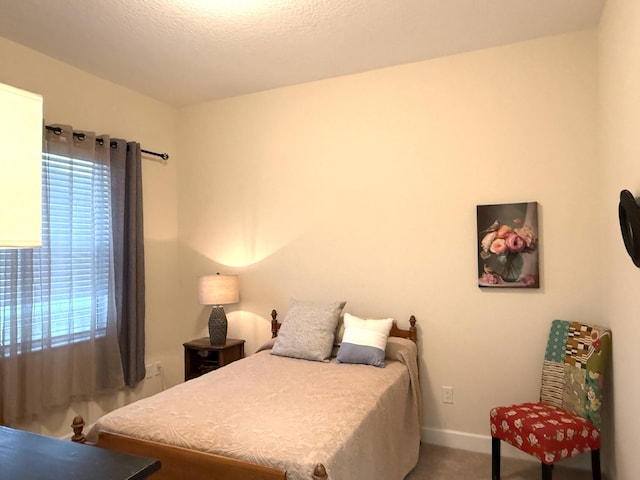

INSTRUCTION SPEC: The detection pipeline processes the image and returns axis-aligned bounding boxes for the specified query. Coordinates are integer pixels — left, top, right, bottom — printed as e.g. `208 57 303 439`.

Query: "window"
0 151 112 353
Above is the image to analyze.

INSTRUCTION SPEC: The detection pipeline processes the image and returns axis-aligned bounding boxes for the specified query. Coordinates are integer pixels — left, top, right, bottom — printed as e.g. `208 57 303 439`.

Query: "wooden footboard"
71 416 328 480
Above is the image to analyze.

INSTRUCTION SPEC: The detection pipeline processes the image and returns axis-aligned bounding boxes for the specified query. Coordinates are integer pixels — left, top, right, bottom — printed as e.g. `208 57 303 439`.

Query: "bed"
71 306 421 480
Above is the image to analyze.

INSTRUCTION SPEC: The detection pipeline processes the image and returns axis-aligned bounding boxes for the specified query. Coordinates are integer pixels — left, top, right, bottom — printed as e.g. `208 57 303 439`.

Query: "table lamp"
198 273 239 345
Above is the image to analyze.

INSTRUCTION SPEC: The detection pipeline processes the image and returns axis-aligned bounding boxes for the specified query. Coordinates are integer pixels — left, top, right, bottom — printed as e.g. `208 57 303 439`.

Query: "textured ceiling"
0 0 605 107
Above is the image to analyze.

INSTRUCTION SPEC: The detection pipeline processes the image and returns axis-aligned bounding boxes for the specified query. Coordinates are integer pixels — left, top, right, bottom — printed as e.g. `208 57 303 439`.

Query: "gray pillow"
271 299 346 362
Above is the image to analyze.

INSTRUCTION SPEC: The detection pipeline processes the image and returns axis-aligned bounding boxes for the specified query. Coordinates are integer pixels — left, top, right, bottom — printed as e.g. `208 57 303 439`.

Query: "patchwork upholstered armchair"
490 320 612 480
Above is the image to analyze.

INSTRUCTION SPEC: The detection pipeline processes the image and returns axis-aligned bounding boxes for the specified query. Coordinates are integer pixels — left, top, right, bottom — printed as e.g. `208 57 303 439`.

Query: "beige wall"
598 0 640 478
0 37 182 437
178 30 601 461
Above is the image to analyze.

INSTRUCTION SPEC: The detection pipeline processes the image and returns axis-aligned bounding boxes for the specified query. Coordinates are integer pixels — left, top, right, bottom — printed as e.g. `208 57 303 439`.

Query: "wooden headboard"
270 309 418 343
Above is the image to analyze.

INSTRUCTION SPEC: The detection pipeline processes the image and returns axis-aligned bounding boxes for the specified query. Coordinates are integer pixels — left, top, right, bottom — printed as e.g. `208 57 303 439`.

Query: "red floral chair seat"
490 320 611 480
490 402 600 464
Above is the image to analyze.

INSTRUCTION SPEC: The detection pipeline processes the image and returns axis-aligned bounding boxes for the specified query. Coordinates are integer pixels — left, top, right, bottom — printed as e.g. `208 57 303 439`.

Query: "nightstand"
183 337 245 381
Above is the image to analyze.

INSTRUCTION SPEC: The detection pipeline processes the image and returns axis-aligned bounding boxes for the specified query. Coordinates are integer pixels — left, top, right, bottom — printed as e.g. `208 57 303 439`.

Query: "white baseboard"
421 426 591 470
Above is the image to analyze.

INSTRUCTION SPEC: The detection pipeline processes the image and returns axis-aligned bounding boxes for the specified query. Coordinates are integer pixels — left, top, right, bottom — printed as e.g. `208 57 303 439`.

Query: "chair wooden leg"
591 449 601 480
491 436 500 480
541 462 553 480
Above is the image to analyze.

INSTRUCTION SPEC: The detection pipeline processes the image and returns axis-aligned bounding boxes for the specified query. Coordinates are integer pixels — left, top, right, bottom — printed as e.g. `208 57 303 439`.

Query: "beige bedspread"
89 337 421 480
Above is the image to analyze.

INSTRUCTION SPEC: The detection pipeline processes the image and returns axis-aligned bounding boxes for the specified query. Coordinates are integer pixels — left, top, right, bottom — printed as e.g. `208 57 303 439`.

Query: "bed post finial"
313 463 328 479
409 315 417 343
71 415 86 443
271 309 278 338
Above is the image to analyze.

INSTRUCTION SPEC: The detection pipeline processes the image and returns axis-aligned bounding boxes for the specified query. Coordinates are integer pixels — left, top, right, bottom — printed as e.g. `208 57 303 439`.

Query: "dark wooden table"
0 425 160 480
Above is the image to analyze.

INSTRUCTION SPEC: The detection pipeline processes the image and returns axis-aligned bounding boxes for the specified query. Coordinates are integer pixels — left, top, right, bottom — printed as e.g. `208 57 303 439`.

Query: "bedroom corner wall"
0 37 181 437
597 0 640 478
177 30 600 464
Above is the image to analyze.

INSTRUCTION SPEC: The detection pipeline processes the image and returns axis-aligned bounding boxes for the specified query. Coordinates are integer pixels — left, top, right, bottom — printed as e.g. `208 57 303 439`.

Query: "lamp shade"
199 274 239 306
0 82 43 247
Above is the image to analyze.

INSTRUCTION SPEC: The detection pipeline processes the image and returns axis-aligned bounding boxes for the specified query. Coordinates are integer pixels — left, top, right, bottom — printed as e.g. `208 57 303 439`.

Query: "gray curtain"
110 140 146 387
0 126 125 425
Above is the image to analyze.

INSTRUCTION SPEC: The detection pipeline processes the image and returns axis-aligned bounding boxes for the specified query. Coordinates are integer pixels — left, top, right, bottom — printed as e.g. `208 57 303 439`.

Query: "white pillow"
336 313 394 367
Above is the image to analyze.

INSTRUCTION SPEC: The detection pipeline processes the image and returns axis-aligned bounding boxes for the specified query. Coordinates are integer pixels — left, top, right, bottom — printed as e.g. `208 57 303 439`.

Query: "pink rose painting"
477 202 539 288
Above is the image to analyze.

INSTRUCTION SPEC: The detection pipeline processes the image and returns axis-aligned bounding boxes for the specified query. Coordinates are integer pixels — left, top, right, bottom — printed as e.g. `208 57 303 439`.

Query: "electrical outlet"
442 386 454 404
145 362 162 379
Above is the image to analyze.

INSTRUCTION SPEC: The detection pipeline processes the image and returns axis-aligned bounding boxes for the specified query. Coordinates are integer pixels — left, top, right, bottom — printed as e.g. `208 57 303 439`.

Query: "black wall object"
619 189 640 267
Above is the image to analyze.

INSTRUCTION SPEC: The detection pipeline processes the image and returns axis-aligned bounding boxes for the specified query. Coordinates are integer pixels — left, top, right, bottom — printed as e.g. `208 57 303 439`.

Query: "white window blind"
0 152 112 353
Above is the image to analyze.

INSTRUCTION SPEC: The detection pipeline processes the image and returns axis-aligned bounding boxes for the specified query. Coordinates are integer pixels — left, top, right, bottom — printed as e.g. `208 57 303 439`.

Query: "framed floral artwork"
477 202 539 288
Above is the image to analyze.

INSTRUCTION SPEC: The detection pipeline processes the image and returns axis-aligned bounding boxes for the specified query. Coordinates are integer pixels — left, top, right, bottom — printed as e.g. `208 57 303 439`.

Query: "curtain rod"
45 125 169 161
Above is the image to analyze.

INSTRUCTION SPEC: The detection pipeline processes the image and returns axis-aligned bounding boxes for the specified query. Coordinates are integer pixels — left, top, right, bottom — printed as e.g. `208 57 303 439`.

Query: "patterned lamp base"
208 306 228 345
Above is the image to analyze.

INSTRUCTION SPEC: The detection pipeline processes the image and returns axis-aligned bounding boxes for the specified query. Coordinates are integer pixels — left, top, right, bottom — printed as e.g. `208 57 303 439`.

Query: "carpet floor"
405 443 598 480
